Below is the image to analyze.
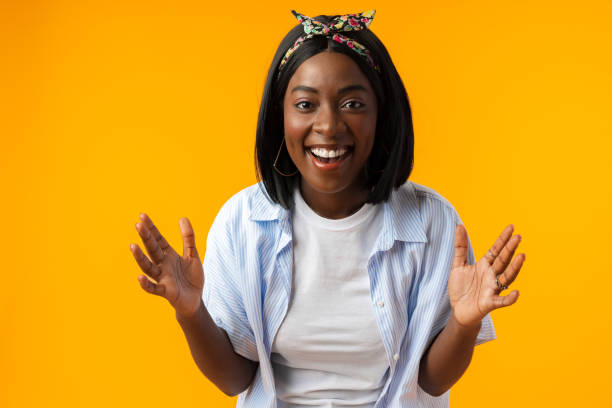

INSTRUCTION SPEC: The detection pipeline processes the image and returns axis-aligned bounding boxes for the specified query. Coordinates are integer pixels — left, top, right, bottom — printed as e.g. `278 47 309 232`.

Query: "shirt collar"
249 182 428 245
248 184 285 221
387 181 428 244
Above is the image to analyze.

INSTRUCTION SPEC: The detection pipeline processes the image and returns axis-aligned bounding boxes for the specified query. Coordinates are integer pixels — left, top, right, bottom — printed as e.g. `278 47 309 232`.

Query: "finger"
492 234 522 275
130 243 162 280
139 213 172 254
498 253 525 288
137 275 166 297
179 217 199 260
491 290 519 309
483 224 514 265
135 221 165 265
452 224 469 268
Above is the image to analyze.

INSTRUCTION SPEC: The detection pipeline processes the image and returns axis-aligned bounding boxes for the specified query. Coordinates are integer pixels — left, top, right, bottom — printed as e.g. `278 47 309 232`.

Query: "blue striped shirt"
202 180 495 407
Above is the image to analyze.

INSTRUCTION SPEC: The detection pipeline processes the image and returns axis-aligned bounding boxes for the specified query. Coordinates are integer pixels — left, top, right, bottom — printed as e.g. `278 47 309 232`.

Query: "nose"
312 104 345 138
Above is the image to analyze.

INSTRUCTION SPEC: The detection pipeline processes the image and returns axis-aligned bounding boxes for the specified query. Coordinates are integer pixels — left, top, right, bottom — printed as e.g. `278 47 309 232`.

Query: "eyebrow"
290 84 369 95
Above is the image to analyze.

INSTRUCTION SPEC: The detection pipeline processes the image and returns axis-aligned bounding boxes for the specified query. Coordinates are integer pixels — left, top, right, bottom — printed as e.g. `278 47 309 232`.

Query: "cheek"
352 114 377 154
283 114 308 162
283 112 310 144
284 138 303 161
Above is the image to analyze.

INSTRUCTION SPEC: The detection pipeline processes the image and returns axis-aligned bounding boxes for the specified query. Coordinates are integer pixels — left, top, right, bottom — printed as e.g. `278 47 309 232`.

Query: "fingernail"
135 222 140 229
140 213 146 220
130 243 135 250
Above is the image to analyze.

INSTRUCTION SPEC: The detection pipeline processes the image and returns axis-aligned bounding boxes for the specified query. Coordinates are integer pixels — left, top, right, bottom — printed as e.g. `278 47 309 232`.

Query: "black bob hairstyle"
255 13 415 209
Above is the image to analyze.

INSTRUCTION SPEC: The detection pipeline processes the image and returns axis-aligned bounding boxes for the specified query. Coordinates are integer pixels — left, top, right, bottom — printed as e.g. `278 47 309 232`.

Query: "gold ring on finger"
496 275 508 291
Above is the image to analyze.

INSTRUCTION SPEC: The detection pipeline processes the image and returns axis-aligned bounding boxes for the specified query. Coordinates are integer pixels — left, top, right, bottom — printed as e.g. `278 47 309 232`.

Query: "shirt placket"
261 213 294 398
368 252 402 406
368 202 405 406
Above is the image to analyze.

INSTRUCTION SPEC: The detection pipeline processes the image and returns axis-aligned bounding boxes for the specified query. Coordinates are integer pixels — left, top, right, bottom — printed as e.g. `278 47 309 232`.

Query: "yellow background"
2 0 611 406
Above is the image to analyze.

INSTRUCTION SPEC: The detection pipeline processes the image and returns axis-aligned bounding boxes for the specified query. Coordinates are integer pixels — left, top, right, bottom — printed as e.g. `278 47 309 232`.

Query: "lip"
307 147 352 171
306 144 353 149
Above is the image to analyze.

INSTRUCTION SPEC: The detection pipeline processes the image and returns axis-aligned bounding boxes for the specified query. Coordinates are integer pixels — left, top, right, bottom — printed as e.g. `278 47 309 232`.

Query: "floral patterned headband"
278 10 381 74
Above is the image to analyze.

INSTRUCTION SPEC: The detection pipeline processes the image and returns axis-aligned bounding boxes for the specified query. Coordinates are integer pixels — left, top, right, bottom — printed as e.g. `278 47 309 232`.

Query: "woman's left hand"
448 224 525 330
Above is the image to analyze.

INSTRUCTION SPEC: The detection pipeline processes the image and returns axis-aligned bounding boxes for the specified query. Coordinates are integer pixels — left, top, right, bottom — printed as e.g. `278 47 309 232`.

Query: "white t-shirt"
271 187 388 407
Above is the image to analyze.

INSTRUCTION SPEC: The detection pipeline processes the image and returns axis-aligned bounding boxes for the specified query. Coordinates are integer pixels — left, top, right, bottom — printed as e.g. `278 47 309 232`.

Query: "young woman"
130 10 525 408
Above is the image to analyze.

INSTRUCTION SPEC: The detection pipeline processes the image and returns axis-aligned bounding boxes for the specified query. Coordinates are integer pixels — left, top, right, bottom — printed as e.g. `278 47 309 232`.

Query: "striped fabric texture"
202 181 496 407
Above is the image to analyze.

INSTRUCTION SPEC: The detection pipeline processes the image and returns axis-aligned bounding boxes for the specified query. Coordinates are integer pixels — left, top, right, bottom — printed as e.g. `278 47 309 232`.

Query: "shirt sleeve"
425 205 496 348
202 201 259 362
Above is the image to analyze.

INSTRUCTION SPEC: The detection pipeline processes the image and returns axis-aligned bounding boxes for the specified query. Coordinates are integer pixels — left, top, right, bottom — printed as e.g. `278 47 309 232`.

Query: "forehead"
287 51 373 92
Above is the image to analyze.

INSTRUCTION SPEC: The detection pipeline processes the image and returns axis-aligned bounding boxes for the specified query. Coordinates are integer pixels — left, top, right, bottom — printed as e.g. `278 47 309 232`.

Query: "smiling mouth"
306 146 353 168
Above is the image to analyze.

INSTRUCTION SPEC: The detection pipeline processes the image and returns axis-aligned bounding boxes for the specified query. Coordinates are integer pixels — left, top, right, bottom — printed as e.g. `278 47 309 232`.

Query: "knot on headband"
278 10 380 74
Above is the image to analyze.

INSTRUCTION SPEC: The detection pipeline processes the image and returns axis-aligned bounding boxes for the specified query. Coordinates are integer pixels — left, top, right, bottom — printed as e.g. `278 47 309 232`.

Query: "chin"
301 175 358 195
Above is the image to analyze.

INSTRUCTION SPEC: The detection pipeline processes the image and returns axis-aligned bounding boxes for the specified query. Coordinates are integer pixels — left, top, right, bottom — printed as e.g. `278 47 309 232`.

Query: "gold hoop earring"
273 138 298 177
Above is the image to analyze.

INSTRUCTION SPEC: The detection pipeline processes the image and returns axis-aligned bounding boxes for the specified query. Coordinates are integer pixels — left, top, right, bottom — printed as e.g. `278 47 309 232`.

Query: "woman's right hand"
130 213 204 318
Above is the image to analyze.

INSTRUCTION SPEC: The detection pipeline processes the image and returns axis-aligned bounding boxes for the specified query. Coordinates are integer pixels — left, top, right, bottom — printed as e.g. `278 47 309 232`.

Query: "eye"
343 100 365 109
294 101 313 110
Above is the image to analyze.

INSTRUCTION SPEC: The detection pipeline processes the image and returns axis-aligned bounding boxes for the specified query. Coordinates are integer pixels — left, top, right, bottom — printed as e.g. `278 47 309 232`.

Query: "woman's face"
282 51 378 199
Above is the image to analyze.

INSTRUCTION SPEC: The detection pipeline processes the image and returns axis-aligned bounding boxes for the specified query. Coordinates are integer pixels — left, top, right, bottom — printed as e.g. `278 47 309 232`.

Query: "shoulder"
391 181 461 232
405 181 456 210
205 183 285 275
213 182 282 223
394 180 458 211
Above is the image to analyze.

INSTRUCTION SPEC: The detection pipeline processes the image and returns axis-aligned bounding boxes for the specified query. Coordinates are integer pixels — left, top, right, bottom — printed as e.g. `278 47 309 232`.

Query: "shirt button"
377 300 385 308
393 353 400 361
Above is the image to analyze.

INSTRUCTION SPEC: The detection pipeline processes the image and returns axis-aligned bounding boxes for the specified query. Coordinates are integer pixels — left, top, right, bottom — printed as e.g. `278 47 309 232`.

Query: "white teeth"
310 147 348 158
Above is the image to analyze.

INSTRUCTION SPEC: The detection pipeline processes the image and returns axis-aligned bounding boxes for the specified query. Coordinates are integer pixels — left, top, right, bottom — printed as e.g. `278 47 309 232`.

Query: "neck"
299 178 369 219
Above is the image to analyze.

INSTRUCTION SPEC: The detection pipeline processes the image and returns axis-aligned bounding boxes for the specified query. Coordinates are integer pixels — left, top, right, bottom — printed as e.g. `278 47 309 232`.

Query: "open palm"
130 213 204 317
448 224 525 329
